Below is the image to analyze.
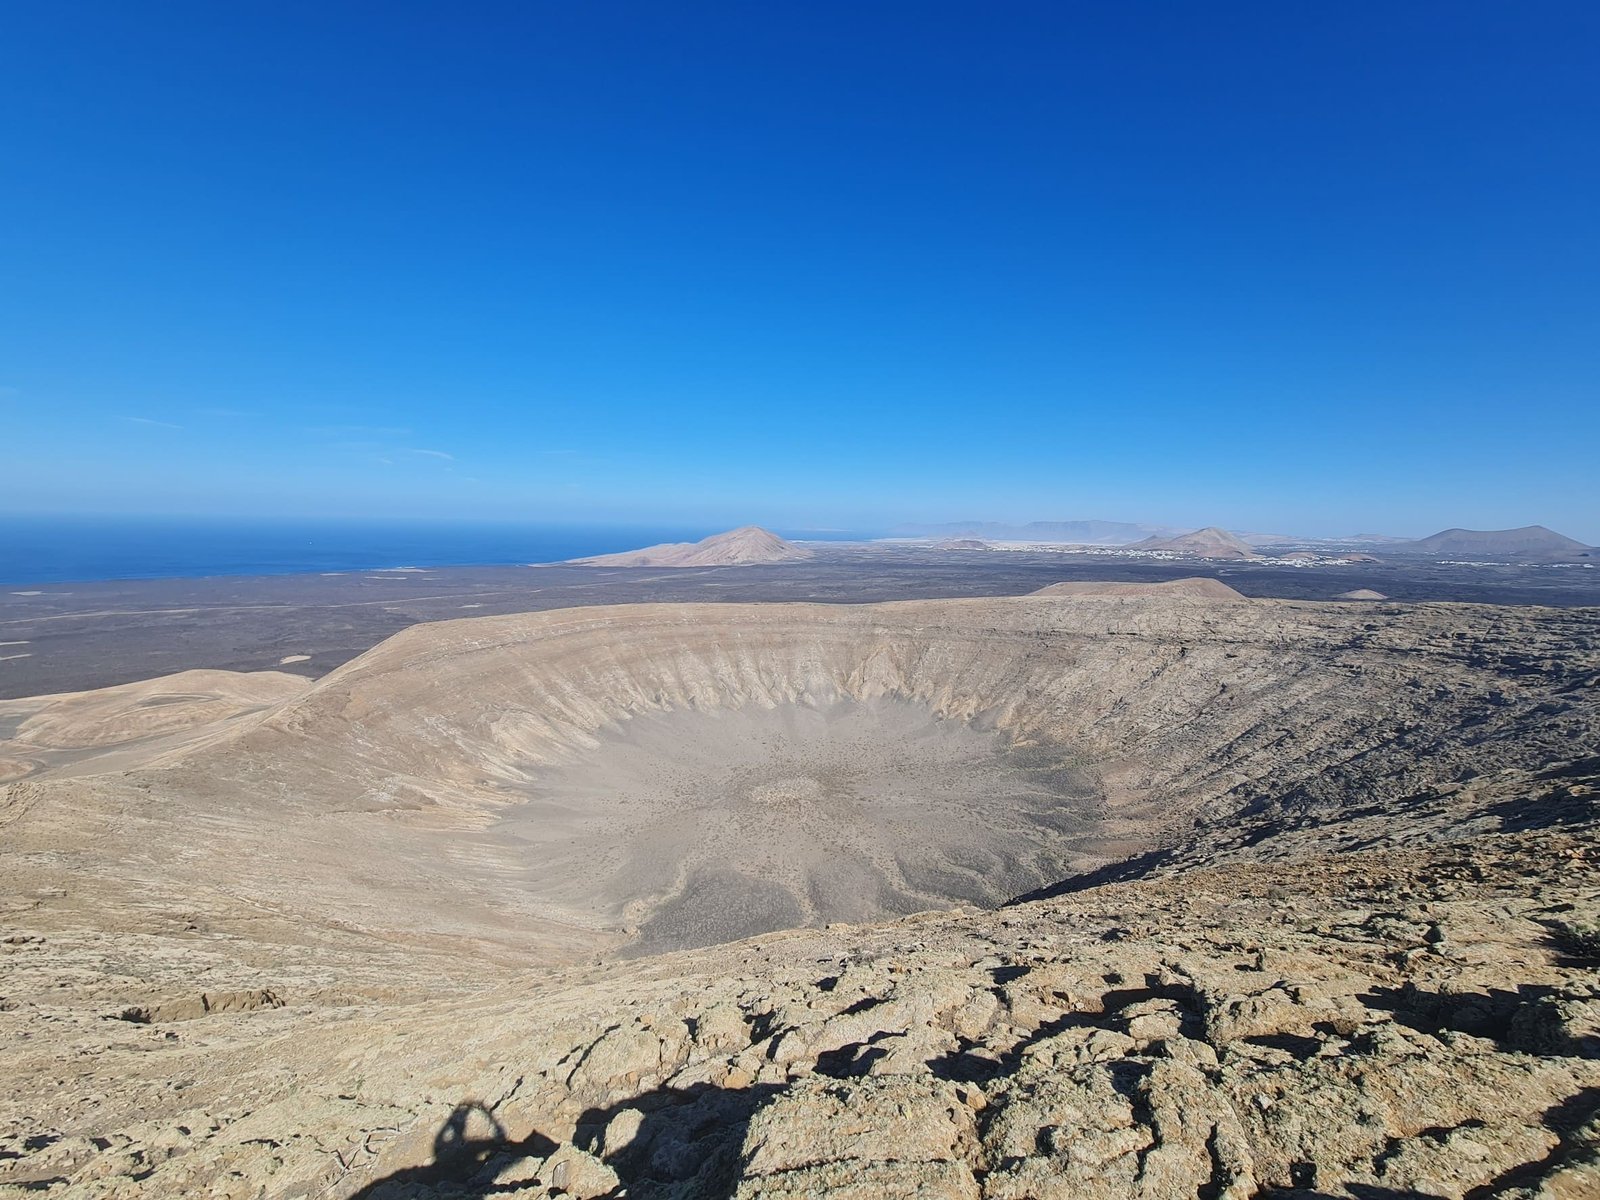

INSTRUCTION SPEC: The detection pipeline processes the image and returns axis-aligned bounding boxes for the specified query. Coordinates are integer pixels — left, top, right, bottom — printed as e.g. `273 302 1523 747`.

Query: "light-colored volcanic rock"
5 595 1594 963
0 668 309 782
569 526 812 568
1132 526 1260 560
1031 577 1246 601
1337 588 1389 601
102 594 1587 957
3 774 1598 1199
2 593 1598 1197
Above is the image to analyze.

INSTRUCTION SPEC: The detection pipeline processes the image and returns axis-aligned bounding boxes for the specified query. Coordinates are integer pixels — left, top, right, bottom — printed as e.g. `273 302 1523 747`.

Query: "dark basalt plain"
3 542 1598 699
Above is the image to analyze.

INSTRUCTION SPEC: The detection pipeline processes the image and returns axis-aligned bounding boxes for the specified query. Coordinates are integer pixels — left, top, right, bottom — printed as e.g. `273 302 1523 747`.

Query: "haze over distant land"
898 518 1598 559
895 520 1181 545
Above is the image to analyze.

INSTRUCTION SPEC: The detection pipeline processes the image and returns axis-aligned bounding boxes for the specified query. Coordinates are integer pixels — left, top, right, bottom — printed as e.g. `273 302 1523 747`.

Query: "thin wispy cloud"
122 416 183 430
290 422 462 471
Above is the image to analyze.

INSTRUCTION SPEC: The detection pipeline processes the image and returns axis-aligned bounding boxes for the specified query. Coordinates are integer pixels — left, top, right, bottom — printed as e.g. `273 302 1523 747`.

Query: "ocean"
0 516 866 586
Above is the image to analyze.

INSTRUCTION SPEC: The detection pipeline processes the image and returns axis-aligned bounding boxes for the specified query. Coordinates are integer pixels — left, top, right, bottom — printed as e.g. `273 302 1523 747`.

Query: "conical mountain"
1131 526 1259 560
571 526 813 568
1407 525 1592 559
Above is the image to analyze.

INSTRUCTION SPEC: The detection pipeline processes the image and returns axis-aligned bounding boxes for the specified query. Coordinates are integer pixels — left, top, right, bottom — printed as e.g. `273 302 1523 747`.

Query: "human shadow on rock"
1006 847 1175 904
349 1082 780 1199
347 1101 555 1198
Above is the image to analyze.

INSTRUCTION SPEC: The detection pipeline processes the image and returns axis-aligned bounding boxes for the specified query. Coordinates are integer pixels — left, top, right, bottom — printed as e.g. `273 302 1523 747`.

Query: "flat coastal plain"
4 542 1599 698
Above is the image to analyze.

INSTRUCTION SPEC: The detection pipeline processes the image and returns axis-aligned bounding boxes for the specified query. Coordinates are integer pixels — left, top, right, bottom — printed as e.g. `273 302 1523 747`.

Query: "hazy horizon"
2 509 1594 547
3 4 1596 543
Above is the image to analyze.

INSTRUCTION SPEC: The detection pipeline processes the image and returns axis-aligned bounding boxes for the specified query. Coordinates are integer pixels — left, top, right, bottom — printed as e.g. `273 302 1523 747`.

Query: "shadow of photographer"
347 1079 777 1199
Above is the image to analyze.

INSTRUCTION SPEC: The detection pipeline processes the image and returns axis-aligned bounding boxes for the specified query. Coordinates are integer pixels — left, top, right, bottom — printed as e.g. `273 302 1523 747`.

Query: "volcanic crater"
4 588 1600 1197
44 586 1571 962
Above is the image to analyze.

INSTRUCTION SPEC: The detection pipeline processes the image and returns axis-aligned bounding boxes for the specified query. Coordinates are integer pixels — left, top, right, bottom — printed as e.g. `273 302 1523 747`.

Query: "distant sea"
0 516 868 586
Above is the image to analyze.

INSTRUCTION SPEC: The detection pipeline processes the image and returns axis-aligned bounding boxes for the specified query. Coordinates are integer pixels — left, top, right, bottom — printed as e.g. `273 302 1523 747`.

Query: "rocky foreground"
0 760 1596 1198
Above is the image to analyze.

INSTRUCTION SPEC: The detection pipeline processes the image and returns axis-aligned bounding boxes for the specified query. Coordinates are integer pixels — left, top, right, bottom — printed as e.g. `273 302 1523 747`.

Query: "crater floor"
514 698 1099 954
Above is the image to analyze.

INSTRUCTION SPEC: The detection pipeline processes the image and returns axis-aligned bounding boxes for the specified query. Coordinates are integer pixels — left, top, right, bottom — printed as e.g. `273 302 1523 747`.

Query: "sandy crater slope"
2 590 1599 1197
0 669 309 783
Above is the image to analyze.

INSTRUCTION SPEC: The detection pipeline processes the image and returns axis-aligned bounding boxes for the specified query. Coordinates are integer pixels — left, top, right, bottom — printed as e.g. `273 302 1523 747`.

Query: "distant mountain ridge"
897 519 1595 558
570 526 813 568
896 519 1182 545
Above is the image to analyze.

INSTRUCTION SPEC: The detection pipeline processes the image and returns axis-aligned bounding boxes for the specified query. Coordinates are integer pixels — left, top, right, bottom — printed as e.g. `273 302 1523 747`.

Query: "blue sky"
2 2 1596 539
